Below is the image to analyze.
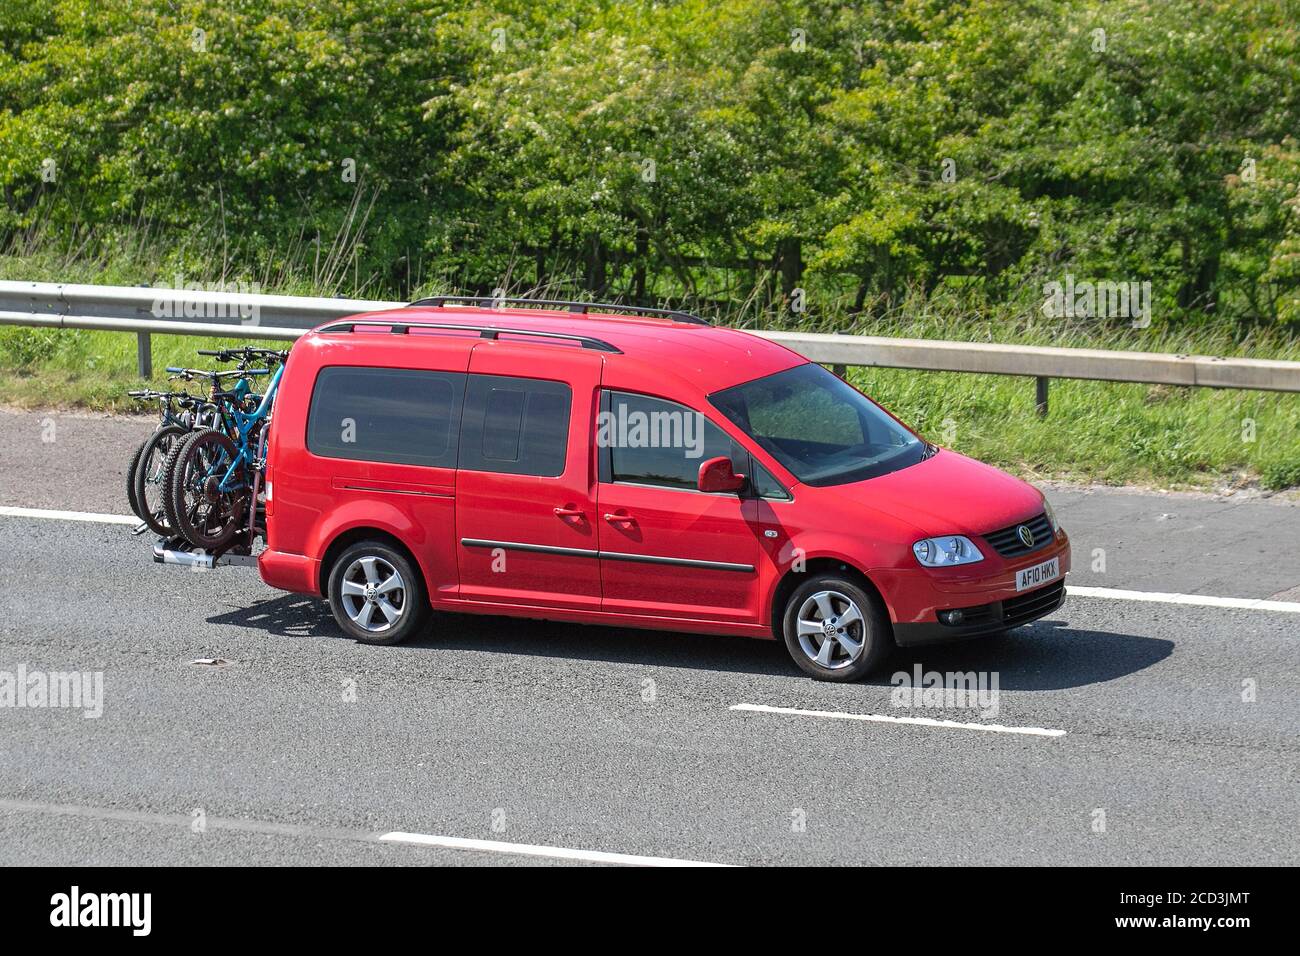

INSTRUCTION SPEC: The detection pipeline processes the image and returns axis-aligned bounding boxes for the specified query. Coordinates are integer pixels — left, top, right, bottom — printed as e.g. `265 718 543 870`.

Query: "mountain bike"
161 350 288 552
125 388 200 535
127 363 257 536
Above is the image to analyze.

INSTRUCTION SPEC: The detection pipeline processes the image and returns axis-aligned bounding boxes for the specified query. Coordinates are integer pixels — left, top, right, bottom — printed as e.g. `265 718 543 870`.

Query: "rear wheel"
327 541 428 645
132 424 188 535
781 574 892 682
162 428 245 550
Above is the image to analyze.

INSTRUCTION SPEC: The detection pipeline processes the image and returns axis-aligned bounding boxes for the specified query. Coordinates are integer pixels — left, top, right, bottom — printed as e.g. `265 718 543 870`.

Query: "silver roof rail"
407 295 710 326
316 318 623 353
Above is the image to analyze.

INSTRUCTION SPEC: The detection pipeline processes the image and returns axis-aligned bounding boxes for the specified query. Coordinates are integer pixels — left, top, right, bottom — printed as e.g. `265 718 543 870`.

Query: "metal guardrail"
0 281 399 377
3 281 1299 415
751 331 1300 392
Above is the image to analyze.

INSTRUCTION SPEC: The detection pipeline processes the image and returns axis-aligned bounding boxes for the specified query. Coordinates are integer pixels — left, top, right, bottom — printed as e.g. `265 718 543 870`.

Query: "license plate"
1015 556 1059 592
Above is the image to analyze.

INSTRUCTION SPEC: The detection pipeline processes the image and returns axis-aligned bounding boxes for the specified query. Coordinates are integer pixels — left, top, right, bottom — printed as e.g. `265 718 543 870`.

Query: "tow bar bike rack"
151 422 270 571
143 351 282 571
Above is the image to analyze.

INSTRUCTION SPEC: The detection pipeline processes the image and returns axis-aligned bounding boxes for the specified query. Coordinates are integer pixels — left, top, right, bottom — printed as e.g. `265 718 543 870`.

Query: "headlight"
1042 496 1059 533
912 535 984 567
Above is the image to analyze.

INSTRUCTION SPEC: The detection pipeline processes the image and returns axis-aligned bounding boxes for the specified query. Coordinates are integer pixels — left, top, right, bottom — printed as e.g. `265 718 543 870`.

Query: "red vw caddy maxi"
258 298 1069 681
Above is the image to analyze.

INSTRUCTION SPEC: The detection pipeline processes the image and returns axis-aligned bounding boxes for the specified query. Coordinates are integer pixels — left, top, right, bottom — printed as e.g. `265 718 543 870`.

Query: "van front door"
453 344 603 610
595 390 760 625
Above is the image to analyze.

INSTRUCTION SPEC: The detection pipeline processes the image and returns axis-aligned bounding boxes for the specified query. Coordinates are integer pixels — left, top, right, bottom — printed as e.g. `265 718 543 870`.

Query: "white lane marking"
0 505 138 526
1068 585 1300 614
730 703 1067 738
378 831 732 867
0 798 732 867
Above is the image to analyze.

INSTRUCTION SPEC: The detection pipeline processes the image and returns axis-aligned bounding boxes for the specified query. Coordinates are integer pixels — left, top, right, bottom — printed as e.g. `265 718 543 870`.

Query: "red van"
258 298 1069 681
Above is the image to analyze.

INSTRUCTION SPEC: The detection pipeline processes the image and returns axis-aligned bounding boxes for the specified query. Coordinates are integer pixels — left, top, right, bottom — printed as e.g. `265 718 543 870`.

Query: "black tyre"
781 574 892 682
162 428 245 551
132 424 188 535
327 541 429 645
125 435 150 520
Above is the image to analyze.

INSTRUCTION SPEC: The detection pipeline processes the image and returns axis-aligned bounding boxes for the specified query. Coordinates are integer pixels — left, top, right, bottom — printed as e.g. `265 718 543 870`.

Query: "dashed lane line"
0 798 732 867
730 703 1068 738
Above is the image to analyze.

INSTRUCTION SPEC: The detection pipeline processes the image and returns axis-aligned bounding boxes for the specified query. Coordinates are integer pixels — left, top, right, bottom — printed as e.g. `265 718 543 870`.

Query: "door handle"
553 506 586 519
603 512 635 523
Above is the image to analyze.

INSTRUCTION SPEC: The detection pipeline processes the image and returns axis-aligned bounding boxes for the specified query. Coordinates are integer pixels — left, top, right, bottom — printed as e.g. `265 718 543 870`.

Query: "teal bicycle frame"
215 363 285 492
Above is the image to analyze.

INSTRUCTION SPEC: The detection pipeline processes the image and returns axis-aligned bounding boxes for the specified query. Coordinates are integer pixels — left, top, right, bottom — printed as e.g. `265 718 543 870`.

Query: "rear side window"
459 375 571 477
307 366 465 467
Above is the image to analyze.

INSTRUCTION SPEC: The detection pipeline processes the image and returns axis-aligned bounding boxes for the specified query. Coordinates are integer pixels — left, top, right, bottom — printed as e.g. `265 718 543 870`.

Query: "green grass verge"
850 366 1300 493
0 328 294 411
2 325 1296 492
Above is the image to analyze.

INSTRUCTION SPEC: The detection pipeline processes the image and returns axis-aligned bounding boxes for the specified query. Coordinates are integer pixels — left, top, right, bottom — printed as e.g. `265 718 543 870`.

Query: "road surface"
0 409 1297 865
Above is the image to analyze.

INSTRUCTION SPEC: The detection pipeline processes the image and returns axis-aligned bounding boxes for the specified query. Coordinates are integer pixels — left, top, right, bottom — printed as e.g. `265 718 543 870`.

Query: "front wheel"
781 575 892 682
327 541 429 645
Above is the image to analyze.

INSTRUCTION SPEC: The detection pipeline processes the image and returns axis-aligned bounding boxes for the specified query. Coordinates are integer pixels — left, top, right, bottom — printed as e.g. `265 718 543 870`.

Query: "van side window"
601 390 743 491
459 374 571 477
306 366 464 467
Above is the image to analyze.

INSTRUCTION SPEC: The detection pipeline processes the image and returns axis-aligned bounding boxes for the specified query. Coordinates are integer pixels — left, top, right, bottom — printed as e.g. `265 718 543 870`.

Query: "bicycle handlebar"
166 367 253 379
194 346 289 365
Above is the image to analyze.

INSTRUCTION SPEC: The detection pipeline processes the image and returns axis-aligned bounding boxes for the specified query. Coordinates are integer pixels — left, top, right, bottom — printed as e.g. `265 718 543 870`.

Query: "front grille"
1001 580 1066 627
983 512 1054 558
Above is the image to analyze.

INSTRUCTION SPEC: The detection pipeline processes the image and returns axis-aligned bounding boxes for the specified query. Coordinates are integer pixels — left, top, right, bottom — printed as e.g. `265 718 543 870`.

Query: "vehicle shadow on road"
206 593 336 638
206 593 800 675
207 597 1172 690
880 618 1174 691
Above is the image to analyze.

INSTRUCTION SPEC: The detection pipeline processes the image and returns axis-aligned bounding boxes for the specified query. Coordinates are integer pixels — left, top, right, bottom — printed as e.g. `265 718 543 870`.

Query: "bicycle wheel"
162 428 246 551
132 424 189 536
125 435 151 520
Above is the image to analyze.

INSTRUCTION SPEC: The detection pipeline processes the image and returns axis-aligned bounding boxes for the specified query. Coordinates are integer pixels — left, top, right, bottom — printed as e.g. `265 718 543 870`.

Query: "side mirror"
698 456 746 494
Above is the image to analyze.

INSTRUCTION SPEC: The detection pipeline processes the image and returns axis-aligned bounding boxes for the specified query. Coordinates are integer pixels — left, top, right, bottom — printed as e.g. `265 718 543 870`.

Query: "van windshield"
709 363 929 486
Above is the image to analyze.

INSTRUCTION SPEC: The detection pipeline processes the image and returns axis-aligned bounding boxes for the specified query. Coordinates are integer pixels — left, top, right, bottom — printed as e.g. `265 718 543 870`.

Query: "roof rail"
315 318 622 353
406 295 711 326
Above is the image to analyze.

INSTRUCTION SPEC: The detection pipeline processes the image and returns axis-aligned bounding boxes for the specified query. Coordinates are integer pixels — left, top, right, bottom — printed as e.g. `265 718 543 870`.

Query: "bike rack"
152 536 260 569
150 484 267 570
142 364 277 572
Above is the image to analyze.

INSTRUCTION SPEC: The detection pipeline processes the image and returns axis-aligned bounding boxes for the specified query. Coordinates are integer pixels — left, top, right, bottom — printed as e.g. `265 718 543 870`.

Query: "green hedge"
2 0 1299 326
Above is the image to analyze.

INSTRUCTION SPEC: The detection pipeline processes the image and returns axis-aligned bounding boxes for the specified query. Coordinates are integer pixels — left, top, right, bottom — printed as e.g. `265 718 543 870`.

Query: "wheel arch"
317 526 429 601
768 557 893 643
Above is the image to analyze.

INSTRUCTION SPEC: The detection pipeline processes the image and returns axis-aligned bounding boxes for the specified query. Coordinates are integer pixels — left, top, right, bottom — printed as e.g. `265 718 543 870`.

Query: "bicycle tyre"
133 424 189 536
125 435 150 520
162 428 245 551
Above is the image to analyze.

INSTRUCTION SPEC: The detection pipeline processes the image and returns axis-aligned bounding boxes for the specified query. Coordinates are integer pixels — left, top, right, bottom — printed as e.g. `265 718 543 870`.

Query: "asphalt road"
0 408 1298 865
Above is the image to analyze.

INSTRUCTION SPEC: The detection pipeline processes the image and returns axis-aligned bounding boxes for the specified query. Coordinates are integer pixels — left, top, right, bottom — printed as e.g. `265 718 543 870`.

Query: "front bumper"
893 579 1066 646
874 532 1071 647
